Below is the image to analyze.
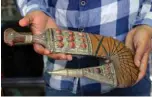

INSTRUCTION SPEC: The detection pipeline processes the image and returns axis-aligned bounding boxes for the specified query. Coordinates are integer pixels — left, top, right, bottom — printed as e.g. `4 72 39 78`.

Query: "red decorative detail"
56 29 62 34
88 69 91 72
57 42 64 48
57 36 63 41
80 43 87 49
107 64 110 69
106 64 111 74
95 68 101 73
69 31 74 36
69 42 75 48
68 36 75 41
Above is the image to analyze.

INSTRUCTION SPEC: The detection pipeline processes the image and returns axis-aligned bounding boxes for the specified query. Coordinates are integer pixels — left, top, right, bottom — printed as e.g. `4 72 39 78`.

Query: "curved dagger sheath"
4 28 139 88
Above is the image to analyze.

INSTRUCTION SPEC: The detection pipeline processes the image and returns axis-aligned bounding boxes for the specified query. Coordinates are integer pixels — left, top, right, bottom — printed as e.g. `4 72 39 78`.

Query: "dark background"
1 22 43 78
1 0 44 96
1 0 43 78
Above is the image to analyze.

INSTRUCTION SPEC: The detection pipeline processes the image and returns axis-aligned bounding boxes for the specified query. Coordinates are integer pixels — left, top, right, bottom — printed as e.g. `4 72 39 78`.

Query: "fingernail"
135 60 140 67
68 56 72 61
45 50 50 55
61 55 66 59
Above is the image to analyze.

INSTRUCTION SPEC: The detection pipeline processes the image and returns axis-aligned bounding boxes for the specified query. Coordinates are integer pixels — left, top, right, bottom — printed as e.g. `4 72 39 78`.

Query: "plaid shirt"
16 0 152 94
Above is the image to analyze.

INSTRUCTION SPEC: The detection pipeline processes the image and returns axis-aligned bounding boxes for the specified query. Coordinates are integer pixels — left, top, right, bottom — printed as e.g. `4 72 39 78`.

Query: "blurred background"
1 0 44 96
1 0 152 96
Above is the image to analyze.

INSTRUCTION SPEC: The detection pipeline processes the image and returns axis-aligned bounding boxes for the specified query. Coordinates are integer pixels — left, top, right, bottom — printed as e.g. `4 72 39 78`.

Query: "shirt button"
80 0 86 6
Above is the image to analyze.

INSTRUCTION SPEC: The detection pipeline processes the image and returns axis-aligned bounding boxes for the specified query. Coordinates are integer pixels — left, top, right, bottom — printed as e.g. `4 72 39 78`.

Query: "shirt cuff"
21 4 53 18
134 12 152 27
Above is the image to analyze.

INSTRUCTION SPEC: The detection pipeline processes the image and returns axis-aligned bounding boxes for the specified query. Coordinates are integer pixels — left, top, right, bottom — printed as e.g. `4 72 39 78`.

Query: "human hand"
19 10 72 60
125 25 152 82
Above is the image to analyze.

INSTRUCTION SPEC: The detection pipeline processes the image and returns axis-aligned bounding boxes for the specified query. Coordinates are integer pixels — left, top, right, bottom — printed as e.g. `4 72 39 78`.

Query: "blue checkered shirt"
16 0 152 94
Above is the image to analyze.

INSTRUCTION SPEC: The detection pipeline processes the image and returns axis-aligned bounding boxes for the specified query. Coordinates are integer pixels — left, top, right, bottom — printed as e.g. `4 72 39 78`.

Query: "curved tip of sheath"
47 69 83 77
48 69 67 76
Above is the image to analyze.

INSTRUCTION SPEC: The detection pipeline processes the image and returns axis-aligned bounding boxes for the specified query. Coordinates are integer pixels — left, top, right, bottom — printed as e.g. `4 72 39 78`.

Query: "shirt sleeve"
134 0 152 27
16 0 52 18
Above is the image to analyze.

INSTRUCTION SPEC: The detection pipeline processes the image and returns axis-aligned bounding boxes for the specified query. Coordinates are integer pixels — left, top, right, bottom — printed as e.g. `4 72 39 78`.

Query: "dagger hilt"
4 28 33 46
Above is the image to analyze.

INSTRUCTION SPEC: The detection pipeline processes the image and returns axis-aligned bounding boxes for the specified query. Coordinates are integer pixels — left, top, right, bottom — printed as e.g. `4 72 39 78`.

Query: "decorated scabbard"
4 28 139 88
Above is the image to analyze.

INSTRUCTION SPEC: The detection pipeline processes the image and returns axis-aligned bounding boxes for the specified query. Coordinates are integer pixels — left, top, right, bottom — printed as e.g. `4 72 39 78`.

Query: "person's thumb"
19 15 32 27
45 17 58 29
